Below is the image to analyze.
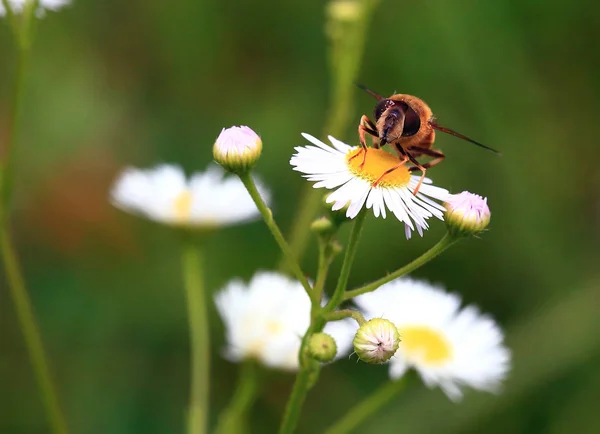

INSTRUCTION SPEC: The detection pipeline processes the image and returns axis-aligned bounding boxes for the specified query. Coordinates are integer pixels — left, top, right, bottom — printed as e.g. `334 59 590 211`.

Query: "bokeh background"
2 0 600 433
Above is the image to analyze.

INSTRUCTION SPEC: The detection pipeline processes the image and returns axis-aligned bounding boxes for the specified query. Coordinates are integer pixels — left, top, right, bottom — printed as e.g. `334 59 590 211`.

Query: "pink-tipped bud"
444 191 491 237
213 126 262 174
353 318 400 364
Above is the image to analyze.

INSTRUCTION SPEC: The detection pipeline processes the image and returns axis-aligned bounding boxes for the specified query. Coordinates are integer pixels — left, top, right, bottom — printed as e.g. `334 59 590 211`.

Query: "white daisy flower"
215 271 356 371
290 133 451 238
0 0 70 16
110 164 269 228
354 277 511 401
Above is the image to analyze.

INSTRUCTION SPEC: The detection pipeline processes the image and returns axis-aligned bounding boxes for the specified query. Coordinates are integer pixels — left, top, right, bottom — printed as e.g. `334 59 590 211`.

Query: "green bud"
308 332 338 363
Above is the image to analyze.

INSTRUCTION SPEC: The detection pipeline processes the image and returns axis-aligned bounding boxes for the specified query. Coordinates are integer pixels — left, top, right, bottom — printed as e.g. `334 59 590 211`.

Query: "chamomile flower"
291 133 451 238
0 0 70 16
215 271 355 371
354 278 511 401
110 164 269 228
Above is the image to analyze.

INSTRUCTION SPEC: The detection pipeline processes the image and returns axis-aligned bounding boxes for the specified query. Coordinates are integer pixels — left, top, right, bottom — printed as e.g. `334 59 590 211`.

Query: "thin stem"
322 309 365 325
0 227 68 434
214 361 260 434
313 234 335 302
0 32 30 212
284 0 381 268
1 0 17 35
324 379 406 434
326 210 367 311
343 233 458 300
279 211 367 434
239 173 313 299
279 360 318 434
182 241 209 434
1 4 67 433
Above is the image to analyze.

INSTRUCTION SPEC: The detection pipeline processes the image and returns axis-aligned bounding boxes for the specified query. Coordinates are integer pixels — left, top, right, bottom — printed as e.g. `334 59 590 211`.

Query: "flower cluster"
106 123 507 433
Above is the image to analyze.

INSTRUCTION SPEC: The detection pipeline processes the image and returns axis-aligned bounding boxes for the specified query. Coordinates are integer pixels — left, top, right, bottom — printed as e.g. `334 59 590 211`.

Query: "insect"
355 84 500 194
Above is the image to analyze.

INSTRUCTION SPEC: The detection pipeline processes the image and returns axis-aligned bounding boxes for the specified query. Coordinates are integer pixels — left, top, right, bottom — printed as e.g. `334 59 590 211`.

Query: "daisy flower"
290 133 451 238
354 277 511 401
214 271 356 371
110 164 269 228
0 0 70 16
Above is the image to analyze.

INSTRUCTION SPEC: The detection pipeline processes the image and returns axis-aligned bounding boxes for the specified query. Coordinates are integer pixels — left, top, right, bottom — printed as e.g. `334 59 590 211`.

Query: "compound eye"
374 99 395 120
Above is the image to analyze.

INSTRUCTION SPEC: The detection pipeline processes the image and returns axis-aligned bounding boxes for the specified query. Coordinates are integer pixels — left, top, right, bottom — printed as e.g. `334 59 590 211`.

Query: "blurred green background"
2 0 600 433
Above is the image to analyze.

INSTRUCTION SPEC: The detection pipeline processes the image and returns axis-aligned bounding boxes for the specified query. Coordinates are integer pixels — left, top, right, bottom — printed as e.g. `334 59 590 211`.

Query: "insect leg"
402 149 428 196
407 147 445 169
372 145 410 187
351 115 379 167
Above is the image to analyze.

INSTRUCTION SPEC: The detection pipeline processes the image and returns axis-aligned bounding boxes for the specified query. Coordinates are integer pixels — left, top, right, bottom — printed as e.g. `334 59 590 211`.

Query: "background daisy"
215 271 356 371
0 0 70 15
110 164 269 227
354 277 511 401
291 133 451 237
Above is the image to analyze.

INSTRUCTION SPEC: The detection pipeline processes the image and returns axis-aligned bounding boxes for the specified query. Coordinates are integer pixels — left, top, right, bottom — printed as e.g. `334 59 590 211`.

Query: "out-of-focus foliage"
1 0 600 433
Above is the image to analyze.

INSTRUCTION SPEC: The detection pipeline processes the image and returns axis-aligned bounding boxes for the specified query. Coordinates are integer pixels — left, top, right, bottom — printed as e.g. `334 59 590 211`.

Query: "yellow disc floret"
399 326 453 366
173 190 193 221
346 148 411 188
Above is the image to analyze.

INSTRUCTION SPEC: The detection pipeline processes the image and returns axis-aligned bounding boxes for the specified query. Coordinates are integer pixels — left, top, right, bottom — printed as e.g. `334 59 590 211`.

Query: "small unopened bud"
327 0 362 23
353 318 400 364
308 332 337 363
444 191 491 237
213 126 262 174
311 216 335 235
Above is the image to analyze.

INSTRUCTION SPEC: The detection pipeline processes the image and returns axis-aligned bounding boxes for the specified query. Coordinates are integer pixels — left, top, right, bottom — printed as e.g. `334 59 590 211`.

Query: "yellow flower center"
173 190 193 220
246 320 285 359
346 148 411 187
399 325 452 366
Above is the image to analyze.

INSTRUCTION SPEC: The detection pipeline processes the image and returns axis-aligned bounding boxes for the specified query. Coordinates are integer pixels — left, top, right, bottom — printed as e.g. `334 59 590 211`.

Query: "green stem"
326 210 367 311
0 31 30 212
182 241 209 434
0 4 67 433
322 309 365 325
284 0 380 268
0 227 68 434
1 0 17 35
324 379 406 434
278 360 319 434
343 233 458 301
279 211 367 434
238 173 313 299
214 361 260 434
313 234 335 302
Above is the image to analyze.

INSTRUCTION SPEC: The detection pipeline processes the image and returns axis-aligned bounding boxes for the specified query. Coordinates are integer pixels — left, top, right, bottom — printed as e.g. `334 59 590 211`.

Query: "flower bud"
353 318 400 364
213 126 262 174
307 332 337 363
327 0 362 23
444 191 491 237
311 216 335 235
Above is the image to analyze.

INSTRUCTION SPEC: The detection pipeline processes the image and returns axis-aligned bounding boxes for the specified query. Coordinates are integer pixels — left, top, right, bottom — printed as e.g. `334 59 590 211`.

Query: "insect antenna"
430 122 501 156
355 83 384 101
